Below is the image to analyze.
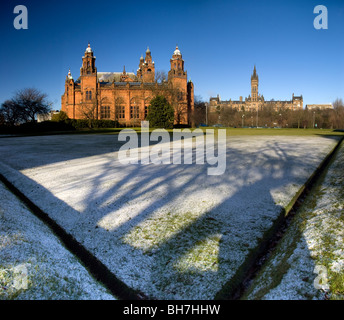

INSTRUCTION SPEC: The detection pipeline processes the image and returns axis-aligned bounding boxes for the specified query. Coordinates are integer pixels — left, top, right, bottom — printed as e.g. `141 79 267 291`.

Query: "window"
130 105 139 119
100 106 110 119
116 105 125 119
86 91 92 100
144 106 148 119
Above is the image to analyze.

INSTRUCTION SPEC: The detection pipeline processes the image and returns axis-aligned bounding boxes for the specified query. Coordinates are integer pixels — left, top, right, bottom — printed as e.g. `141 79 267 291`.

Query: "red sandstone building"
61 44 194 126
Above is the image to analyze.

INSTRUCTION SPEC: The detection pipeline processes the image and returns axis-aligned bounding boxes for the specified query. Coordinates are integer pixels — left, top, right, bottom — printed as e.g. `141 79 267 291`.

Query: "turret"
80 43 97 76
137 47 155 82
168 46 186 78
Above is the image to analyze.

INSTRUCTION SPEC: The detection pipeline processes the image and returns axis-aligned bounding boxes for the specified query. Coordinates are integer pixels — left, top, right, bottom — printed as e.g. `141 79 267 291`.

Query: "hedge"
0 119 120 134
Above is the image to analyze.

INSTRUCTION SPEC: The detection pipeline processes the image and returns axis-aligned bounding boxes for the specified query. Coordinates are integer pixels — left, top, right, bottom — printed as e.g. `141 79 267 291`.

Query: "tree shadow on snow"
0 134 340 299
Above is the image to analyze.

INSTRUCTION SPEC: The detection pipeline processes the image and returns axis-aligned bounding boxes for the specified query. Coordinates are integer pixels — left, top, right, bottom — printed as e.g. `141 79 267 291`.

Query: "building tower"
168 46 191 125
251 65 259 102
80 43 97 107
80 43 97 76
168 46 186 81
137 47 155 82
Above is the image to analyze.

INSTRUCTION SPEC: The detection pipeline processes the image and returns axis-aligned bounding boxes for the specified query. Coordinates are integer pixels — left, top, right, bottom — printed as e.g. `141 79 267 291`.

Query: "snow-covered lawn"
0 134 340 299
0 181 116 300
243 141 344 300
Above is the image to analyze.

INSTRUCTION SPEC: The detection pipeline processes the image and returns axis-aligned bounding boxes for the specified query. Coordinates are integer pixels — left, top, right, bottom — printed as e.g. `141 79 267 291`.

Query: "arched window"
86 91 92 100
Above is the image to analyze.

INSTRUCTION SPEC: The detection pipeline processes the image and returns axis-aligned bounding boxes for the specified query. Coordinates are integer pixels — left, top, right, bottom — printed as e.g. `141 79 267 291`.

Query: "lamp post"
313 111 315 128
242 114 245 128
205 102 208 126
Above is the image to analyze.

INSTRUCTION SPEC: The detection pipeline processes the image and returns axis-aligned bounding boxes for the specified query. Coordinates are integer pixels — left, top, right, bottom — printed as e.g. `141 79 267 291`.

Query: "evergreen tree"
146 95 174 129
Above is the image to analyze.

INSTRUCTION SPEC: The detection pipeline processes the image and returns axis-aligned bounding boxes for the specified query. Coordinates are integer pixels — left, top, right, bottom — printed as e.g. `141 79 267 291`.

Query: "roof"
97 72 138 82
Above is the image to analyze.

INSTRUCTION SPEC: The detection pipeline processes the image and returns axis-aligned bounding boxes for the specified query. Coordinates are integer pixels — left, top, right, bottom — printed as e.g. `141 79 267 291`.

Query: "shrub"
51 111 69 122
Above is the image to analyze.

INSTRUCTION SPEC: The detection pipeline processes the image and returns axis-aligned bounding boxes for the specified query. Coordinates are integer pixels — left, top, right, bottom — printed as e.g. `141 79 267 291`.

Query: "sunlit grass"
122 211 203 252
88 127 344 137
173 234 222 273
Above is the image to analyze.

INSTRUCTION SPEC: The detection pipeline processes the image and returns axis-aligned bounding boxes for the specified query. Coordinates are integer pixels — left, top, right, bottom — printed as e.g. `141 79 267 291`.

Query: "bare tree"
192 95 206 126
155 70 168 83
80 98 98 128
0 88 51 125
171 89 188 125
333 98 344 109
0 99 25 126
0 112 4 126
13 88 52 122
331 98 344 129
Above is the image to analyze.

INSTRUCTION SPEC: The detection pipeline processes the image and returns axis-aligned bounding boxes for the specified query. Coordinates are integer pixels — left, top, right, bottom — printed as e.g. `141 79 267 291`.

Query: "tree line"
192 97 344 129
1 88 343 130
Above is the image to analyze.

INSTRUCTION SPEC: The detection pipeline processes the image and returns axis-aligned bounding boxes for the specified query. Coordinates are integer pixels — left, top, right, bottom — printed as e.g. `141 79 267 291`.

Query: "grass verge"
242 138 344 300
215 136 344 299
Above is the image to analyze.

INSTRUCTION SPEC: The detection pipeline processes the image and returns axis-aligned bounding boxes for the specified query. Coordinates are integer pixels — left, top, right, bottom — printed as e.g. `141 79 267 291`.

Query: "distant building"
61 43 194 126
209 66 303 112
37 110 60 122
305 104 333 111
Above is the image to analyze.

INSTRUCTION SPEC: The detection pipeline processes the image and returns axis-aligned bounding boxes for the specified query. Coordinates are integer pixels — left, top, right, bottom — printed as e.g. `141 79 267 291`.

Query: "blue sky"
1 0 343 109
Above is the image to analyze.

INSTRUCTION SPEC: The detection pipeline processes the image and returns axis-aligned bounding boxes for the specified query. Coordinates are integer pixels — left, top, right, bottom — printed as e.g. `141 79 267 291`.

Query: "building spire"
251 65 258 80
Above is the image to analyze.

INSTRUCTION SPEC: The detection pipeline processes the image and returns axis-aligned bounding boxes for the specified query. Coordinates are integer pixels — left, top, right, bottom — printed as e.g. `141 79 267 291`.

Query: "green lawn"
206 128 344 137
93 127 344 137
3 126 344 138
